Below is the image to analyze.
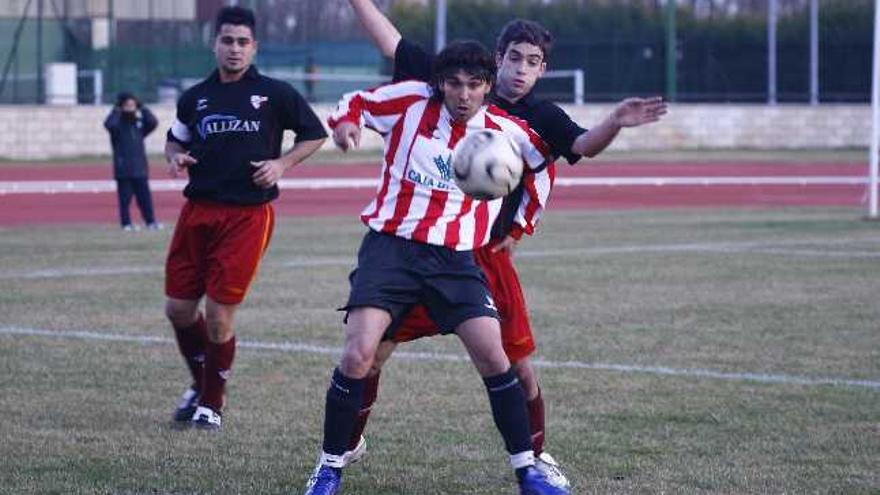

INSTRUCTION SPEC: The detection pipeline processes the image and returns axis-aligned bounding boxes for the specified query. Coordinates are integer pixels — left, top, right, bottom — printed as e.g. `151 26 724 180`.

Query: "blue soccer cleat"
518 465 571 495
304 465 342 495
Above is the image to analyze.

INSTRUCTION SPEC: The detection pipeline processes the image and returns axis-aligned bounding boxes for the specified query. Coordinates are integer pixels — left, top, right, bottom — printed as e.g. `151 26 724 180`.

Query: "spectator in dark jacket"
104 92 161 231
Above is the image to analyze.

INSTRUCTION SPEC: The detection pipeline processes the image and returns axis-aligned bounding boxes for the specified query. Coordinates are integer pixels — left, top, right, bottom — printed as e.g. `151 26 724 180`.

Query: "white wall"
0 103 869 161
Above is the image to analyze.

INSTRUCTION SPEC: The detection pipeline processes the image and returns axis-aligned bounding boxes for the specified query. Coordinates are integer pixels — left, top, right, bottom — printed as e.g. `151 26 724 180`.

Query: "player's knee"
165 300 197 328
340 346 374 378
473 352 512 377
205 319 233 343
512 359 540 399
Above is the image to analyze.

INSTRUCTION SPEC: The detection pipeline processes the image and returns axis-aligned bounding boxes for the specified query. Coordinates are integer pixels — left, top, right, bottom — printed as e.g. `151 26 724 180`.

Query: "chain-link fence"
0 0 873 105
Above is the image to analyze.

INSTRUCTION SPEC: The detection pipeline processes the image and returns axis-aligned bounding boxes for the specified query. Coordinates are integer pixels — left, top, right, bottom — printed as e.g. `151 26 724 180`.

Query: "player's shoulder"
178 76 214 105
385 79 431 94
365 79 432 100
527 97 570 118
257 73 304 98
486 104 533 133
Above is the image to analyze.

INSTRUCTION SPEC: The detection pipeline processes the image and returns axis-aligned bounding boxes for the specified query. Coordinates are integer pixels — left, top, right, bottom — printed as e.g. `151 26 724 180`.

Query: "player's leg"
456 317 532 453
164 201 210 422
190 297 239 429
345 302 441 460
512 358 568 490
455 318 565 494
476 243 569 487
429 248 567 494
307 231 422 494
512 358 543 448
116 178 134 229
195 203 275 429
165 296 208 422
345 339 397 462
306 307 389 494
476 245 545 448
131 177 157 227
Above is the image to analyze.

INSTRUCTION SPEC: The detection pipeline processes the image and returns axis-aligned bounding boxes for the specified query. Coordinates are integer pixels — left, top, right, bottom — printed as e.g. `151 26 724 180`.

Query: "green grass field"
1 207 878 494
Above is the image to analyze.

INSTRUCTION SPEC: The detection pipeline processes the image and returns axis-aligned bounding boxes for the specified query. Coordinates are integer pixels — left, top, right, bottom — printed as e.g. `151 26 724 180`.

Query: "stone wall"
0 103 869 161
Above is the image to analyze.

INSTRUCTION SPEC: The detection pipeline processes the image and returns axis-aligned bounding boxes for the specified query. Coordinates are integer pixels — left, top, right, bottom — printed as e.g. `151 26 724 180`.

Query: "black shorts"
343 230 499 335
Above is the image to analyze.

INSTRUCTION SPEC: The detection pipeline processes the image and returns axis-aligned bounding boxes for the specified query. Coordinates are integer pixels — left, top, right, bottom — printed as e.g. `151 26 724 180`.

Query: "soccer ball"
452 129 524 200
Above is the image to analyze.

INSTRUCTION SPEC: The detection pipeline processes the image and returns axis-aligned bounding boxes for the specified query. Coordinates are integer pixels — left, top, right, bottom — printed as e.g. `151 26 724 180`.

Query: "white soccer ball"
452 129 524 200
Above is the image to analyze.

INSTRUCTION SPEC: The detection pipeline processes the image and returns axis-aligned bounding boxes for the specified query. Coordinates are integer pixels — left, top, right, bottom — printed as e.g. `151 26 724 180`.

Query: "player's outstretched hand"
613 96 667 128
168 152 197 178
333 122 361 152
251 159 285 189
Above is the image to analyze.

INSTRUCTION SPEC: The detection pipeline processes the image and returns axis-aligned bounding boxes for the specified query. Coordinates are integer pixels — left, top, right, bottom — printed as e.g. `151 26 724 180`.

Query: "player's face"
495 42 546 102
214 24 257 76
440 71 492 122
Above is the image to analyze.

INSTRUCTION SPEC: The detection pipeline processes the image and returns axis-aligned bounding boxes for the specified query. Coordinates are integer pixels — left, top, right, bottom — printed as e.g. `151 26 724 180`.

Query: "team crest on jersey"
433 153 453 182
250 95 268 109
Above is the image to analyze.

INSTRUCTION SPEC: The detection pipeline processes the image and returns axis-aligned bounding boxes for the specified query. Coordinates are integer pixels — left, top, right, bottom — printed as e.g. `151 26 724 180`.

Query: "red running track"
0 161 869 226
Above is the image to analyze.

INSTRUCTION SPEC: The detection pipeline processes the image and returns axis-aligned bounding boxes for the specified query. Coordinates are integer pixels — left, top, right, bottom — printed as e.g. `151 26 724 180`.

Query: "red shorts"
165 200 275 305
393 240 535 362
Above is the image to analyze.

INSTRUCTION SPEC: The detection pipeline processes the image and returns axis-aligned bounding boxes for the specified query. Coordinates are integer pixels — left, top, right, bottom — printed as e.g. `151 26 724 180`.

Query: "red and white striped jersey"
328 80 553 251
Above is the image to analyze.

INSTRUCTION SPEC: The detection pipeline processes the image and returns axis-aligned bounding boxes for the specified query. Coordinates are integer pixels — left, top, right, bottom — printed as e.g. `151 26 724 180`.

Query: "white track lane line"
1 326 877 390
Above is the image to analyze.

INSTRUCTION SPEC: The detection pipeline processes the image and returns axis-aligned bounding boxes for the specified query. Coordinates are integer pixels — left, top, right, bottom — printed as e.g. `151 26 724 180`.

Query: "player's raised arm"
327 80 430 151
572 96 667 158
349 0 402 58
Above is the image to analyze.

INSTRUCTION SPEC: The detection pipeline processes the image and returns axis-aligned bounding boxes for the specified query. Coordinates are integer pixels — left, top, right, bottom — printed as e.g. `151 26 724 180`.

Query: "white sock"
320 451 346 469
510 450 536 470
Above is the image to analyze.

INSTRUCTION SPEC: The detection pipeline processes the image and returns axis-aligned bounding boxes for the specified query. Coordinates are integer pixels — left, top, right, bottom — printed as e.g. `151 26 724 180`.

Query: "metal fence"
0 0 873 105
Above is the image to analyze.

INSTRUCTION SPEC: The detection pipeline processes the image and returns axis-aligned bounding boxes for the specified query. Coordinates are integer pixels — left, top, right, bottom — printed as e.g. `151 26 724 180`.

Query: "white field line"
1 326 877 390
3 238 879 280
0 176 868 195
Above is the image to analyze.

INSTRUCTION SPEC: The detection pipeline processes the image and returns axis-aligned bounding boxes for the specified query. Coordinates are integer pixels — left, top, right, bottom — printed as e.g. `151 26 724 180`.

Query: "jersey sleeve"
539 102 588 165
166 89 195 147
490 111 554 240
393 38 433 83
327 80 430 136
276 82 328 142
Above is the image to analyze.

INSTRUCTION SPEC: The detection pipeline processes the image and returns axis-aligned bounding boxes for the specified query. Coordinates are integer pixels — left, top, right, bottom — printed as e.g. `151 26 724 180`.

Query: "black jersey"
393 38 587 239
167 66 327 205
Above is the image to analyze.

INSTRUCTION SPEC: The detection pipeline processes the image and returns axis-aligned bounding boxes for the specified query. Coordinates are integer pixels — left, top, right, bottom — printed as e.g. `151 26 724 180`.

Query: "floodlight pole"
809 0 819 105
664 0 676 102
435 0 447 54
37 0 44 103
869 0 880 218
768 0 777 105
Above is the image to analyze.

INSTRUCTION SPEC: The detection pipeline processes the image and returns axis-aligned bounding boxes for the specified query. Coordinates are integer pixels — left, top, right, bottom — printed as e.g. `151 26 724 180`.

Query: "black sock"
322 368 366 456
483 368 532 455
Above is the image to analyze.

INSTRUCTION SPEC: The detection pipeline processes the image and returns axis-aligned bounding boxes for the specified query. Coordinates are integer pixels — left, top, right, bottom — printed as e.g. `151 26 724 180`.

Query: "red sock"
201 336 236 412
527 387 545 455
347 371 381 450
173 313 208 392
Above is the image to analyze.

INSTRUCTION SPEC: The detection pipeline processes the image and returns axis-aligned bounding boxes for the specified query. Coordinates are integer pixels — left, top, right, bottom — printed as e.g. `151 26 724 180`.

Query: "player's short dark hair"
430 40 496 99
215 6 256 38
496 19 553 61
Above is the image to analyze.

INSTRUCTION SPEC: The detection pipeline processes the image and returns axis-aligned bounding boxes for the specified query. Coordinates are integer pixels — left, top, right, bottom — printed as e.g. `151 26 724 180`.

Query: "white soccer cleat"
342 436 367 466
191 405 222 430
535 452 570 490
